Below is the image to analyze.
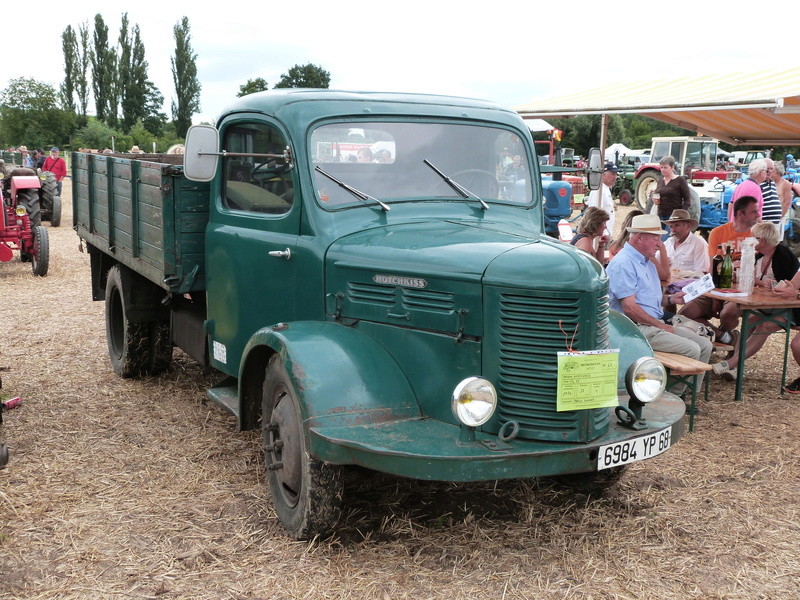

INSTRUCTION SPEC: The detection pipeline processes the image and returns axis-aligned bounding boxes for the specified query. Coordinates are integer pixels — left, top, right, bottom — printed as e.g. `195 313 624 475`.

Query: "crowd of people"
571 156 800 404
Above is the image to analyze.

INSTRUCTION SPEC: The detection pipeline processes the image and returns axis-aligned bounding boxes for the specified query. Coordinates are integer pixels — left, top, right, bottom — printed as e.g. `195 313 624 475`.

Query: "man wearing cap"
585 162 618 237
607 213 713 396
663 209 709 274
42 147 67 195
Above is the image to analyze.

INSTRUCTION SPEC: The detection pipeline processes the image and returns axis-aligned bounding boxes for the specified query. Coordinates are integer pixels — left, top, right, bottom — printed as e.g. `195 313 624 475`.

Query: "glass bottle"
720 245 734 289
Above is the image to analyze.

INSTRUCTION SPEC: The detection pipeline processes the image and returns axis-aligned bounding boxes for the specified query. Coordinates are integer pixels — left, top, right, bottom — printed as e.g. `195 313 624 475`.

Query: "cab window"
222 123 294 215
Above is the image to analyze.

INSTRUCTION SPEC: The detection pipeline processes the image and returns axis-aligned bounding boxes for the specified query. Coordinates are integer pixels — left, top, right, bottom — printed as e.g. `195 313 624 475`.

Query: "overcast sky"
4 0 799 127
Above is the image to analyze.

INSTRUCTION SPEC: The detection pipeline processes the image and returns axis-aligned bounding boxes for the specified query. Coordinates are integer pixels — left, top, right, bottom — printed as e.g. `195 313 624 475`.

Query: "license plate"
597 428 671 470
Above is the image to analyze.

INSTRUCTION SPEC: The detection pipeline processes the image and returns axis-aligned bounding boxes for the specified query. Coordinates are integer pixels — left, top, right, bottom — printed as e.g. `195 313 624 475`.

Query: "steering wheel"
452 169 499 198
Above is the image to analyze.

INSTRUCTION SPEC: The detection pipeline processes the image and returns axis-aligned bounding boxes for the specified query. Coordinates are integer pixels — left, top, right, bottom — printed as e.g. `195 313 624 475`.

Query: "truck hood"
325 220 606 337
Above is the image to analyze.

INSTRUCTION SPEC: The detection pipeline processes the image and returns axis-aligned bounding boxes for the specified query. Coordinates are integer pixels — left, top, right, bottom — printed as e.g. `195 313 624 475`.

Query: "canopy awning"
515 67 800 146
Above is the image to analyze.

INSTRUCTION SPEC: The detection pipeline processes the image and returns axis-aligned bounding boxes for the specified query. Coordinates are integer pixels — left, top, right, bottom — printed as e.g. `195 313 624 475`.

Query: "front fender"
608 310 653 388
243 321 421 429
10 175 41 193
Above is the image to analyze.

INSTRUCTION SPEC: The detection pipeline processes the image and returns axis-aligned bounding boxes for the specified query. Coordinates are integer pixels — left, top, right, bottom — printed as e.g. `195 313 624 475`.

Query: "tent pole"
599 113 608 165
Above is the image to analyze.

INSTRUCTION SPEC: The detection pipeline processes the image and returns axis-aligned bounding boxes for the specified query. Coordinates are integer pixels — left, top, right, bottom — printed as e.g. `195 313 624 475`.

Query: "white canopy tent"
515 67 800 147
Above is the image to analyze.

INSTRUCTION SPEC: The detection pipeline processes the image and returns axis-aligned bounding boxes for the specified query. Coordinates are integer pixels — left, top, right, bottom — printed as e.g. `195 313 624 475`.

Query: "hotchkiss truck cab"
73 90 685 539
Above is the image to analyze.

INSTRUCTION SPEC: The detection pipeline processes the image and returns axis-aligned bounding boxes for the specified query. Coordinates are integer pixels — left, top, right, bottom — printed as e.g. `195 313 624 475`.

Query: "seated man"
663 209 709 274
680 195 760 345
607 214 713 398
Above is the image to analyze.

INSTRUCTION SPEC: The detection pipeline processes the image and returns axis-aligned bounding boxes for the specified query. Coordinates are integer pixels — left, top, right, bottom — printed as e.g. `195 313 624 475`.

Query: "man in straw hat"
663 209 709 274
607 213 713 396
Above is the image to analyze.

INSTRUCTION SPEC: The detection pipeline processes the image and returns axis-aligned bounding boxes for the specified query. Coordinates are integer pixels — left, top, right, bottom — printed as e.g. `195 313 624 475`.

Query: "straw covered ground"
1 195 799 600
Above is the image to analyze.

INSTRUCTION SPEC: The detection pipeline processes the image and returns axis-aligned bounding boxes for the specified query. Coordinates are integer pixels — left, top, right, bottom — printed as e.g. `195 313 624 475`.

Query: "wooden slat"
653 351 711 375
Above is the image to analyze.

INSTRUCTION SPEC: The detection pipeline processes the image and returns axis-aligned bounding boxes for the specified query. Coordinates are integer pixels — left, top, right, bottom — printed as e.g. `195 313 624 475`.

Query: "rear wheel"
634 170 659 211
17 188 41 228
262 355 343 539
105 265 172 377
618 188 633 206
31 226 49 276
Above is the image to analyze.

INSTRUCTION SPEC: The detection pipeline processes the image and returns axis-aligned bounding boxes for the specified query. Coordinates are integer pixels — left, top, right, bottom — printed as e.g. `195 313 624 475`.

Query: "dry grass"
1 195 799 599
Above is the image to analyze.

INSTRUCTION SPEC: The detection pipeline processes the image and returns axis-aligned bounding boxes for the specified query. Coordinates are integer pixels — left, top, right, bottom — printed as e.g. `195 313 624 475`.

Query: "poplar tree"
60 25 78 113
171 16 201 138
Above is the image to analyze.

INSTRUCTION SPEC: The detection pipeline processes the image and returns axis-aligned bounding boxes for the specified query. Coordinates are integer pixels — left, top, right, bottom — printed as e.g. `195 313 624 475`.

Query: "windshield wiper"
423 159 489 210
314 166 390 212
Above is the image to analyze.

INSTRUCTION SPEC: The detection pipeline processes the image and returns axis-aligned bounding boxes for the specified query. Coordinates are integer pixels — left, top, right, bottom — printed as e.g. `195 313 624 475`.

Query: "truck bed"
72 153 209 293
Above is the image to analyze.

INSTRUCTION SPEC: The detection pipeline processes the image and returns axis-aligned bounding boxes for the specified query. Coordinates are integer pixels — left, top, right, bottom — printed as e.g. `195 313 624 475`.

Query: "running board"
206 378 239 417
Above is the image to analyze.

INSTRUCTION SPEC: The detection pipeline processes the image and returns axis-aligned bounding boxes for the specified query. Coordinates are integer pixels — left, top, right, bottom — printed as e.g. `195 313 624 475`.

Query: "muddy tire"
105 265 171 377
0 444 7 470
618 188 633 206
634 170 660 211
31 226 49 277
262 355 343 539
552 465 627 493
39 171 58 222
17 188 41 228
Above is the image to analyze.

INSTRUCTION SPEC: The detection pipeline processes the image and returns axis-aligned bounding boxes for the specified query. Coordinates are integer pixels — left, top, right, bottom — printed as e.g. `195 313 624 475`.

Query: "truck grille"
491 290 610 443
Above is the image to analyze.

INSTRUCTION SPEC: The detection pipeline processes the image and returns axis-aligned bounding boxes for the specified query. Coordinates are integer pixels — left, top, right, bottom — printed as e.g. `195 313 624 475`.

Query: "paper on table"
682 274 715 303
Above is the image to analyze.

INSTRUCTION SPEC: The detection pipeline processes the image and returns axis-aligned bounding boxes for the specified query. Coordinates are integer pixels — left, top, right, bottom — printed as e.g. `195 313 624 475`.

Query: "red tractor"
0 162 49 276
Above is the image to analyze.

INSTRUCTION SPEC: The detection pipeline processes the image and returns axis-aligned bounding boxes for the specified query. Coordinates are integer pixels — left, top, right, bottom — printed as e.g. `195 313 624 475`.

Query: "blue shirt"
606 242 663 320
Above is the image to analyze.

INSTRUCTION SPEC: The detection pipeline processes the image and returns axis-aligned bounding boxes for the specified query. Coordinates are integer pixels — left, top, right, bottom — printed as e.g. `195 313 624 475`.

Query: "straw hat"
664 209 698 230
18 145 28 152
128 145 143 153
626 213 668 235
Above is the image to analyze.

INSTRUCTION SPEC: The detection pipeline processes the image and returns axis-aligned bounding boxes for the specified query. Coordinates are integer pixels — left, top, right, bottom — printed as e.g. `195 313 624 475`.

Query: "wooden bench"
653 351 712 433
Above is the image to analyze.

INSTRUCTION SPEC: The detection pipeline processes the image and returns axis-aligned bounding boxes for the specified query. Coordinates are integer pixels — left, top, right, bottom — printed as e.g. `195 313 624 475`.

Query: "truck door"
206 120 299 376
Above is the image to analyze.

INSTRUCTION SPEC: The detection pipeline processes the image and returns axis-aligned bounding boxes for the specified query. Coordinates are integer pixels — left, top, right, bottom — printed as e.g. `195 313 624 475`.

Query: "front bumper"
310 392 686 481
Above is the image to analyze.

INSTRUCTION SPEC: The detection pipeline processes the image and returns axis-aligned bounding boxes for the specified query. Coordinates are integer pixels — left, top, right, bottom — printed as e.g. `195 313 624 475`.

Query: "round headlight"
15 206 27 216
625 357 666 403
451 377 497 427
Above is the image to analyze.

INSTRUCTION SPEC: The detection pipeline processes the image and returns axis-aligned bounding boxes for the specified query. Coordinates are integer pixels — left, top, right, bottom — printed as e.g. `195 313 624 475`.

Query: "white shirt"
585 183 615 237
664 233 710 274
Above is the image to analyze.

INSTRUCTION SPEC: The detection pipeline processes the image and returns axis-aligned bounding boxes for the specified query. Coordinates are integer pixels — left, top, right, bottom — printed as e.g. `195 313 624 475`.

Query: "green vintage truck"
73 90 685 539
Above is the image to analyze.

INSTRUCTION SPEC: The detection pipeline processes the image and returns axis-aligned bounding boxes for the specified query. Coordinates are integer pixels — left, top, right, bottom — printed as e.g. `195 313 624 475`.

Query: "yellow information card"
556 349 619 411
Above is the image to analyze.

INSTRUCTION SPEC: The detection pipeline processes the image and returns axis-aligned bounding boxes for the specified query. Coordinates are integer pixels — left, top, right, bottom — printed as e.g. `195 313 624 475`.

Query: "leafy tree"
548 115 625 158
171 16 201 138
90 14 116 124
71 118 122 150
274 63 330 89
142 81 168 137
61 25 78 113
0 78 75 148
237 77 269 97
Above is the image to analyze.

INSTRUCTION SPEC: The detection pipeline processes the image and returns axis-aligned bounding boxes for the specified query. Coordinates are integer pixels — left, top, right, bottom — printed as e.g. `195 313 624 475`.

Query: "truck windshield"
310 122 533 207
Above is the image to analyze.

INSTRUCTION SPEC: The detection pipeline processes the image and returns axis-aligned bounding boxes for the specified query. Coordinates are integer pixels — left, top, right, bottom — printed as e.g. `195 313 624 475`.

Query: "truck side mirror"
184 125 220 182
587 147 602 191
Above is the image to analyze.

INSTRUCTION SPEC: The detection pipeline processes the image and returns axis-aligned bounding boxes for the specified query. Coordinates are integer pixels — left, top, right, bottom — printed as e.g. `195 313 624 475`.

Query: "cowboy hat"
626 213 668 235
664 209 698 230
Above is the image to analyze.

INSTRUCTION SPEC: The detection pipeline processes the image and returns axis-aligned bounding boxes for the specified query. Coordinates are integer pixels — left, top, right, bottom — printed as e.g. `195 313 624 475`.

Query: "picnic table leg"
781 309 791 395
735 309 751 402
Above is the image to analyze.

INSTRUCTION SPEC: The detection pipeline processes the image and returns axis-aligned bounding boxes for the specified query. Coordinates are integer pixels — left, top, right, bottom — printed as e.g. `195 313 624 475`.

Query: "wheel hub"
268 386 303 507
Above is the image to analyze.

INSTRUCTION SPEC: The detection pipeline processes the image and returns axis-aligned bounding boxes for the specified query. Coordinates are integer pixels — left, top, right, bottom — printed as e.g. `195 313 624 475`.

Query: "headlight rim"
625 356 667 404
451 376 497 428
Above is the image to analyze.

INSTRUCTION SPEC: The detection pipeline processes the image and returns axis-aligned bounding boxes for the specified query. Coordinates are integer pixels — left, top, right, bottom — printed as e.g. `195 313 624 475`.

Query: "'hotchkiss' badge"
373 274 428 288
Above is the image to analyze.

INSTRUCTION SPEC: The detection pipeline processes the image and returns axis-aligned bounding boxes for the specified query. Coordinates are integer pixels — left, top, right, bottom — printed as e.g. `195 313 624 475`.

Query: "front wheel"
31 226 49 276
262 355 343 539
50 195 62 227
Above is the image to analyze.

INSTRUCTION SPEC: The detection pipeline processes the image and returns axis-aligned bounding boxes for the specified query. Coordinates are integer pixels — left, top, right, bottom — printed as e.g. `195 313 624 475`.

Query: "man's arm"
619 295 674 332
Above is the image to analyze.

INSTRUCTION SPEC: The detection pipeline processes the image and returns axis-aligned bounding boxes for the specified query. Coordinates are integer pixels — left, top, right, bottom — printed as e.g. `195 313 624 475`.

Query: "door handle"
268 248 292 260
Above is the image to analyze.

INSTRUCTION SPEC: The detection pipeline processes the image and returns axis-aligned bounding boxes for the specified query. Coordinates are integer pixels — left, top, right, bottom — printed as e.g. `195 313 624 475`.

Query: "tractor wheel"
17 188 41 228
39 171 58 222
0 444 8 470
50 195 62 227
31 226 49 277
552 465 628 493
262 355 343 539
618 188 633 206
634 170 660 211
